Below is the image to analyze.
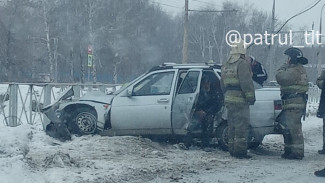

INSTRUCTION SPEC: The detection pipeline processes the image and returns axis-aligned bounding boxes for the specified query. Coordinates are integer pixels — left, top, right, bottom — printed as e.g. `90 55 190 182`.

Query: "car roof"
149 62 222 72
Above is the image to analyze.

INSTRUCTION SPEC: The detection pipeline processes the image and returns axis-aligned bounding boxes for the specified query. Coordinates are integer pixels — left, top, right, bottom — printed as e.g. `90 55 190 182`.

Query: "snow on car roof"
149 63 221 72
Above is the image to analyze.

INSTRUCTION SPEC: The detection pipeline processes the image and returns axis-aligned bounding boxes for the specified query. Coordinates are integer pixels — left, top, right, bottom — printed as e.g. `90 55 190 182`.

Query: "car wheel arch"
216 120 228 151
62 104 97 118
61 104 98 134
216 121 262 151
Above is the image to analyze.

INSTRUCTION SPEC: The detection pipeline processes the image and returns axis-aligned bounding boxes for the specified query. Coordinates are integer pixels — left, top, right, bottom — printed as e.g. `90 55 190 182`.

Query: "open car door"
171 69 202 135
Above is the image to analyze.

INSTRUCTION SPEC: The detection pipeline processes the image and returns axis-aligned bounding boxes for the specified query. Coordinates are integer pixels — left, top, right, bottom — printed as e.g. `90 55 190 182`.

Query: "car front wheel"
70 107 97 135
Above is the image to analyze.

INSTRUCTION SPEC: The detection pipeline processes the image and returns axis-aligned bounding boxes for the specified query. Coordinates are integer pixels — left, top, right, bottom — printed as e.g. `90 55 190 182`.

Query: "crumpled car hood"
42 86 74 112
42 87 115 113
80 90 115 104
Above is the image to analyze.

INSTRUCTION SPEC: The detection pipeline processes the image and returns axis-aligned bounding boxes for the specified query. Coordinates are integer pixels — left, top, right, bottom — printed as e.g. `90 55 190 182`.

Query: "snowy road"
0 116 324 183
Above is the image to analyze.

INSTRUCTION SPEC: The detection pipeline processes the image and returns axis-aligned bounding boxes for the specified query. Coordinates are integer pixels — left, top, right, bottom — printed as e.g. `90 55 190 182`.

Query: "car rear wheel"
216 122 228 151
247 128 262 149
216 122 262 151
70 107 97 135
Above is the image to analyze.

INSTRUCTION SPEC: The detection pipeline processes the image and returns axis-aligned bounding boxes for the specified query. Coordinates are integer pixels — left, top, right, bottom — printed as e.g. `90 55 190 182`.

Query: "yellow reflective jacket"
276 63 308 110
221 55 256 105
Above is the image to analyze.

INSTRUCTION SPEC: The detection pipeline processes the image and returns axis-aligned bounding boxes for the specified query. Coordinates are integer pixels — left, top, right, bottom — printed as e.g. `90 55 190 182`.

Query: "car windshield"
113 73 146 95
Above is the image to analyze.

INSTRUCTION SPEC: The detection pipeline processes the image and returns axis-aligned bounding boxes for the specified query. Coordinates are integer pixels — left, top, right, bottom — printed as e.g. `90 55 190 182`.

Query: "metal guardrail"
0 83 322 129
0 83 120 129
308 86 321 104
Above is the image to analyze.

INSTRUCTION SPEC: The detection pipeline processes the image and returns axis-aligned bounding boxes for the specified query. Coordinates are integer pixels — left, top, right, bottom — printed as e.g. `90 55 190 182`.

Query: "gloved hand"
204 114 214 123
195 110 207 121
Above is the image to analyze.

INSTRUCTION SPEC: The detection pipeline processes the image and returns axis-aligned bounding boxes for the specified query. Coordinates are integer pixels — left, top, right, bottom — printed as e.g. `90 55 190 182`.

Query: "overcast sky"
153 0 325 31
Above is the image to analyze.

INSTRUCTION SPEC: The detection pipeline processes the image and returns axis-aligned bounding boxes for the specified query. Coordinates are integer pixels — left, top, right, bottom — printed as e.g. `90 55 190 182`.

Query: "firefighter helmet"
230 39 246 55
284 47 308 65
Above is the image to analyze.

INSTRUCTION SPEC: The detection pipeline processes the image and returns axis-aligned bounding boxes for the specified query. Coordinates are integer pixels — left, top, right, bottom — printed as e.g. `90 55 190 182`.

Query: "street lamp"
317 3 325 77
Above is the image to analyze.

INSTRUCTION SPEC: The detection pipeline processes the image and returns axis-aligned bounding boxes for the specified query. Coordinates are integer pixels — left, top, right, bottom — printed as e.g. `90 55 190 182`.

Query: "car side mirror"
126 88 132 97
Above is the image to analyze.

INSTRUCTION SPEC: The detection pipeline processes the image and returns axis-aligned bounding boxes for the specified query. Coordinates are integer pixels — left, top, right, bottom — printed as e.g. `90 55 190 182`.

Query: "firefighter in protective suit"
221 40 256 159
275 47 308 160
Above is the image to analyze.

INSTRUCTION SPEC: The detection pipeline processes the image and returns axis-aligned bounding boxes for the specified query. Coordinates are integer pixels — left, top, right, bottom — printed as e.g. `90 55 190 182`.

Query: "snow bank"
0 116 324 183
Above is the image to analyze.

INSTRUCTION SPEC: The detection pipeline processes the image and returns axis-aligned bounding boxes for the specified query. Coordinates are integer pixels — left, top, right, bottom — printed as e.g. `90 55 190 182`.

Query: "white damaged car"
42 63 282 149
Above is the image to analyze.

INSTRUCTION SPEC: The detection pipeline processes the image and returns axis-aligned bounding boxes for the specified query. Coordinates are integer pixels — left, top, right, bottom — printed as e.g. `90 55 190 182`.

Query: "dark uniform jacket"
317 70 325 118
251 61 267 86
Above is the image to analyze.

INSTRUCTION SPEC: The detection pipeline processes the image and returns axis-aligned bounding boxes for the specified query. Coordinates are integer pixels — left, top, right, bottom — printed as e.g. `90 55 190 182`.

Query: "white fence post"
29 85 33 124
73 85 81 99
43 84 52 130
8 84 18 127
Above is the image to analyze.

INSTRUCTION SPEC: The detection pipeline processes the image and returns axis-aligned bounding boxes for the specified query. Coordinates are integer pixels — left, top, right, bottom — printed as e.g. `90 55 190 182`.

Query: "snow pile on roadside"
0 124 36 183
0 116 325 183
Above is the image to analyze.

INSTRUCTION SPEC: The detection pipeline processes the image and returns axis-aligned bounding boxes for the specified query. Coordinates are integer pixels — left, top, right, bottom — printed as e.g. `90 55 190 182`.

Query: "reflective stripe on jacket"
221 56 256 105
276 63 308 110
282 96 306 110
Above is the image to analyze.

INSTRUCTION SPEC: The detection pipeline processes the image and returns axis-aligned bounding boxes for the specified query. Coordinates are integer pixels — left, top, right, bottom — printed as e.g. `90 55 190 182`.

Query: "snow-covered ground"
0 116 324 183
0 85 324 183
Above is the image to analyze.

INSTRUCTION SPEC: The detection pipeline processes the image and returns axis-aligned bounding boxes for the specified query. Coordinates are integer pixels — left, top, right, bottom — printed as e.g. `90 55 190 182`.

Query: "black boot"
315 168 325 177
234 154 252 159
321 120 325 154
281 153 303 160
233 153 252 159
183 132 192 149
318 148 325 154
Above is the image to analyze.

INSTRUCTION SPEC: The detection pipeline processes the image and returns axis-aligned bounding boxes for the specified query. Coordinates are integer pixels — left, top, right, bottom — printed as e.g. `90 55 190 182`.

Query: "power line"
247 0 323 49
275 0 323 34
298 0 323 15
191 0 224 10
150 1 183 9
192 0 223 8
189 4 207 10
192 0 213 4
188 9 239 13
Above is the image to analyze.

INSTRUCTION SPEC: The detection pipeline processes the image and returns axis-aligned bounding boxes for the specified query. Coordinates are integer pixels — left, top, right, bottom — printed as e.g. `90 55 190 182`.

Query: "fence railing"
307 86 321 104
0 83 120 129
0 83 322 129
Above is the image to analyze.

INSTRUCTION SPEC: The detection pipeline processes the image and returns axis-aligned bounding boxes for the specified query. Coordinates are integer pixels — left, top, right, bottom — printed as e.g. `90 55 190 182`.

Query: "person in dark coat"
246 56 268 86
194 74 222 147
314 70 325 177
317 70 325 154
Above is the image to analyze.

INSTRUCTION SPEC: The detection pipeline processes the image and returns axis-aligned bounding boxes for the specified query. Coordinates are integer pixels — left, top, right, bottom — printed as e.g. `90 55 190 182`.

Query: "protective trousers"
282 109 304 156
322 118 325 149
200 115 213 147
226 103 249 157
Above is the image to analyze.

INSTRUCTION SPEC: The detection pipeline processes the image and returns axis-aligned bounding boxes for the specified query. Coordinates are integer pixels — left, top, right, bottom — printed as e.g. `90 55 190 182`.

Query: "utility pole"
181 0 238 64
266 0 276 81
318 4 325 77
182 0 189 64
311 22 315 48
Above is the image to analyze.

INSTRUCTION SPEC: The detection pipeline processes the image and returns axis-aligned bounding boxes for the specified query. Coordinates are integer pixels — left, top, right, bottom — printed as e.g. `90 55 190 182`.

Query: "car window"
178 71 200 94
113 73 146 95
176 71 188 91
133 71 174 96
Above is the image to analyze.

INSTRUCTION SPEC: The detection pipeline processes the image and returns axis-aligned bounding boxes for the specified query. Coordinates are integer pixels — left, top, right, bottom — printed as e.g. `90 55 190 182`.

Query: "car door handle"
157 98 169 103
187 97 193 104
